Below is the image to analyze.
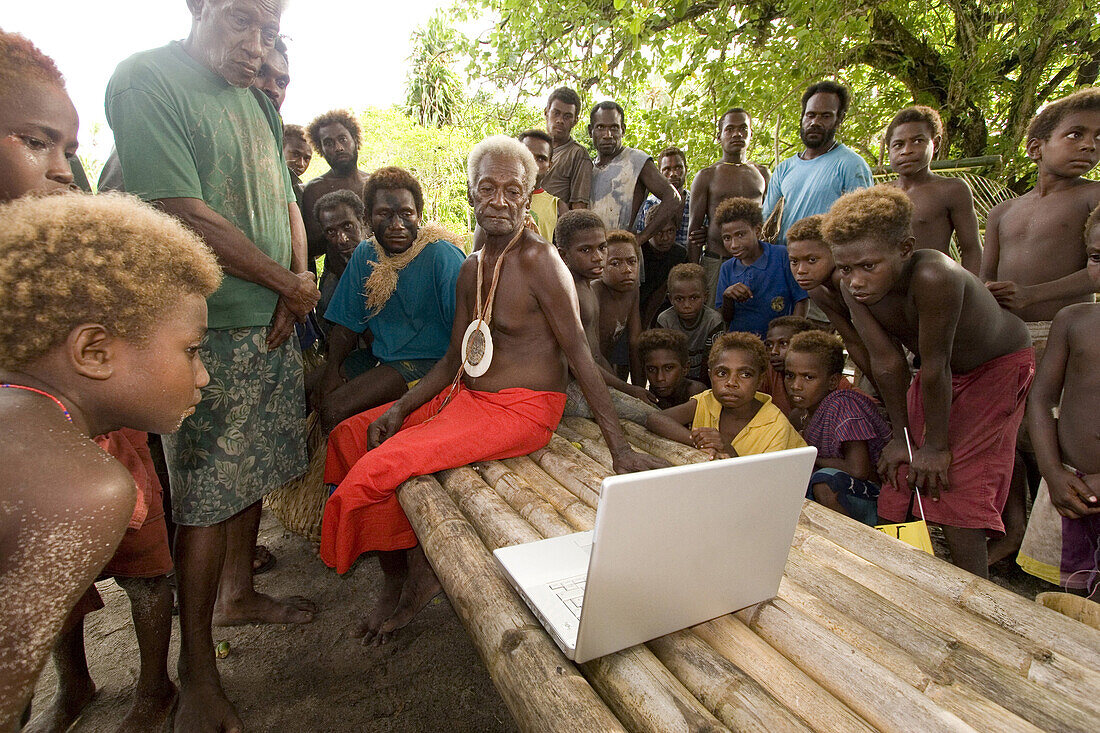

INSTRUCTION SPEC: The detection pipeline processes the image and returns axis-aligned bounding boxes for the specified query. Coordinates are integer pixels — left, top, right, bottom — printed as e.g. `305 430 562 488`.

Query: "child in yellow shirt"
660 332 805 458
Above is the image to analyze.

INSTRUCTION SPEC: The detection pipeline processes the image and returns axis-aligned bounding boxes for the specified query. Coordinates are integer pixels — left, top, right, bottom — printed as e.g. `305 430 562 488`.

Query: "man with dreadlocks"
314 167 466 433
302 108 371 279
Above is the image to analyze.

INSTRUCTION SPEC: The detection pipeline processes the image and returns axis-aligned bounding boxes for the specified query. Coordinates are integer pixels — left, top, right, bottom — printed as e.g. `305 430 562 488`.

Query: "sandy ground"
28 511 518 733
28 511 1058 732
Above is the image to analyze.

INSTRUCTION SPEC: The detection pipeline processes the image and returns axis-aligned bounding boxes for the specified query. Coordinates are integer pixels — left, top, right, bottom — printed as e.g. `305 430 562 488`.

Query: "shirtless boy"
595 230 645 385
319 137 665 644
825 186 1034 578
785 215 874 384
556 213 654 408
1 32 180 732
689 108 771 302
980 87 1100 563
886 106 981 274
982 88 1100 331
1017 205 1100 592
0 192 221 731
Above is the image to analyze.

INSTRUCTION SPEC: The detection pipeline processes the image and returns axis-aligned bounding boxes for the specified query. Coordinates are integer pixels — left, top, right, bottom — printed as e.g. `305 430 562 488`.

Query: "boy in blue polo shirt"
715 197 808 337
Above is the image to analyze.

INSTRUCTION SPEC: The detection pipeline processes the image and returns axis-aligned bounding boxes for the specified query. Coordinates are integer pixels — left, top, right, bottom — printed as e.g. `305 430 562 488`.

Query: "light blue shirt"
762 143 873 246
324 238 465 363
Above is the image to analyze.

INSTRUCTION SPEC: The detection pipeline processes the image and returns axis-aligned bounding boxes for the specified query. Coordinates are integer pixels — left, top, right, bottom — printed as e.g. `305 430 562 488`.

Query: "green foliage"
456 0 1100 191
405 11 464 127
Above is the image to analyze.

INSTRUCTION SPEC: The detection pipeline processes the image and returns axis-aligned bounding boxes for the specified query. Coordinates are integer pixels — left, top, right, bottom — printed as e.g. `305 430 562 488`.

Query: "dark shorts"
809 467 880 527
382 358 437 385
163 326 308 527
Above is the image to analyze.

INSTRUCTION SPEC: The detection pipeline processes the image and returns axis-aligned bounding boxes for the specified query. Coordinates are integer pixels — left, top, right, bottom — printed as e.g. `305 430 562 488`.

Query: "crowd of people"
1 1 1099 731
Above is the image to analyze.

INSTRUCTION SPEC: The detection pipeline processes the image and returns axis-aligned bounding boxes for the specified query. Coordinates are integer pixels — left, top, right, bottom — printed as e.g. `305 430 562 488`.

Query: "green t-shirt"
106 42 295 329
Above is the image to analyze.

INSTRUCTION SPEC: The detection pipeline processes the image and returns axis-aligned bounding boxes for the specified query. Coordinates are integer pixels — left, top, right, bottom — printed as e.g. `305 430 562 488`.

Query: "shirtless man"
302 109 371 277
589 101 681 248
885 106 981 274
689 108 770 302
320 136 665 643
826 186 1033 578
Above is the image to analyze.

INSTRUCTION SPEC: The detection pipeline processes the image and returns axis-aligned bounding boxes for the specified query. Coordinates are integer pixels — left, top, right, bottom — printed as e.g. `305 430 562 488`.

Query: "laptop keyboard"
548 574 587 619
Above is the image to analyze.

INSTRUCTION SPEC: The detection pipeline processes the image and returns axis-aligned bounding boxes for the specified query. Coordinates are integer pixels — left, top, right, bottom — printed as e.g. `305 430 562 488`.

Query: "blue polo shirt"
324 238 465 363
715 241 808 338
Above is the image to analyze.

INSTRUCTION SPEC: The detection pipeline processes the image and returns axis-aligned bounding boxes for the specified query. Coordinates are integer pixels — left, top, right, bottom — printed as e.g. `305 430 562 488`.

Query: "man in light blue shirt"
763 81 873 247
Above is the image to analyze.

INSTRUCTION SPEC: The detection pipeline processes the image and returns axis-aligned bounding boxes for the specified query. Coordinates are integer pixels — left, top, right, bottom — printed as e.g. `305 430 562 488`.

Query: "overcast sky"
1 0 459 161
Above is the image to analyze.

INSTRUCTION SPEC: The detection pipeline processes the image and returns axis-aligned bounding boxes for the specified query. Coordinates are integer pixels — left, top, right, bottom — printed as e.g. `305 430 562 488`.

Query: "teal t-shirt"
106 42 295 329
324 238 466 363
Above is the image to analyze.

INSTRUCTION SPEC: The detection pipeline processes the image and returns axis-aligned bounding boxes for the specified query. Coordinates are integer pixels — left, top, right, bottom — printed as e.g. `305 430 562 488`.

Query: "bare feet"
373 548 442 645
24 679 96 733
173 681 242 733
212 591 315 626
116 679 176 733
351 574 404 646
252 544 276 575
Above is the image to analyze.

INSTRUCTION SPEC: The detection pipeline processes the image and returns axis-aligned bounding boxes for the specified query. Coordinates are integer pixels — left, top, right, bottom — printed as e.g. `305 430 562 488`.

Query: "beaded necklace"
0 383 73 423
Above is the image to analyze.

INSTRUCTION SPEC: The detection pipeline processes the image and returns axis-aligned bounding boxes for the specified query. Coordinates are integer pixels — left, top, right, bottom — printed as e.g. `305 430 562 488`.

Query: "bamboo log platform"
393 418 1100 732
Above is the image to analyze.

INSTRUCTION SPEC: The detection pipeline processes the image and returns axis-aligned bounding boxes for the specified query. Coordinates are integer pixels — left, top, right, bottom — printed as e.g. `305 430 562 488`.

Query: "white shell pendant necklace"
460 227 524 377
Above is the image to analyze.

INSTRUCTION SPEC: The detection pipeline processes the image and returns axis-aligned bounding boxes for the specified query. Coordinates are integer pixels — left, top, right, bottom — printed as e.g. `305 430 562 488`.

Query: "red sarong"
321 385 567 573
878 347 1035 533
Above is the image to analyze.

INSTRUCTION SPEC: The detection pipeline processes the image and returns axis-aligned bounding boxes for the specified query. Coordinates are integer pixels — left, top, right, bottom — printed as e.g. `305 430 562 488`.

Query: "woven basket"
1035 591 1100 631
264 411 328 542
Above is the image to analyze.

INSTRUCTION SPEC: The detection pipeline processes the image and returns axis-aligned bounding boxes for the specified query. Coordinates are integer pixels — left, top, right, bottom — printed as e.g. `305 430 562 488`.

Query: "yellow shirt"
529 190 561 243
691 390 807 456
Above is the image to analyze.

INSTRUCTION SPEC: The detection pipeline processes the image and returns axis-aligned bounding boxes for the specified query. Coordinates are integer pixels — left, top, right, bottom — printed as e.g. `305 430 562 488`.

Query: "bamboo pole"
527 434 607 505
580 645 731 733
692 615 876 733
798 500 1100 670
554 424 615 470
924 682 1046 733
560 416 605 442
499 456 598 525
397 476 627 733
938 641 1100 732
436 467 544 550
777 577 934 690
618 419 711 465
781 545 959 673
735 599 977 733
647 631 814 732
794 529 1100 696
471 461 578 538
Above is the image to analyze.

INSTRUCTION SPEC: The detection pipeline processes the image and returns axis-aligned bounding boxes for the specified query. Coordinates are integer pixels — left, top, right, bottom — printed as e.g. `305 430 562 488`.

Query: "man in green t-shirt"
105 1 319 729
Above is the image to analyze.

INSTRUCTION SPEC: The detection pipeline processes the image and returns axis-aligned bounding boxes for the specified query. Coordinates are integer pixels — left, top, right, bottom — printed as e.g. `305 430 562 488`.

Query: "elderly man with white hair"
320 135 666 642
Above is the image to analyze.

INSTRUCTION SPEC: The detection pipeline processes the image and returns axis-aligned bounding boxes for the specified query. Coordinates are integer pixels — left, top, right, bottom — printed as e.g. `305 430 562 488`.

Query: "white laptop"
493 446 817 663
